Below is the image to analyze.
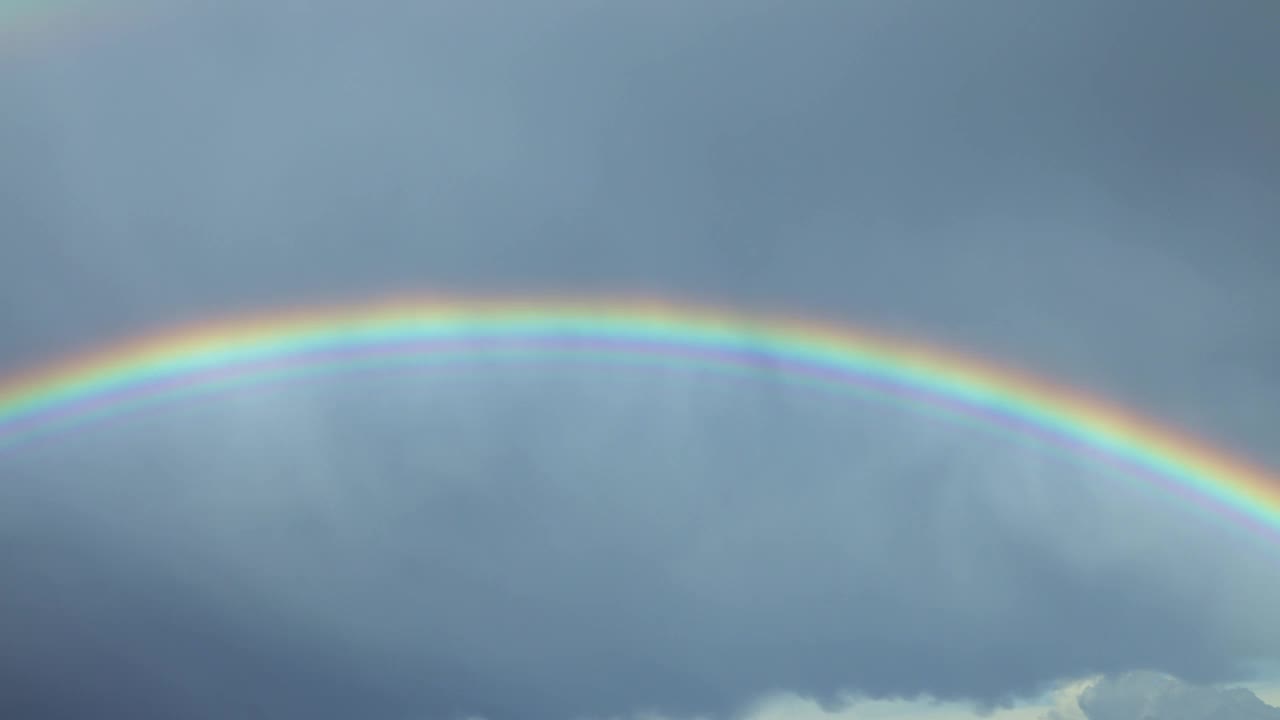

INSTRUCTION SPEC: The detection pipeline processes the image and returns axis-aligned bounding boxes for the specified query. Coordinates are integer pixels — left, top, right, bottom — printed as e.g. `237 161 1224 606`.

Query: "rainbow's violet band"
2 296 1279 544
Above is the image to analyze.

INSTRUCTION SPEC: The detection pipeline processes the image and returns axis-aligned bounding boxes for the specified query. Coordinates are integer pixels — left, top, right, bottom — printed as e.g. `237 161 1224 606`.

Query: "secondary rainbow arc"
1 296 1278 545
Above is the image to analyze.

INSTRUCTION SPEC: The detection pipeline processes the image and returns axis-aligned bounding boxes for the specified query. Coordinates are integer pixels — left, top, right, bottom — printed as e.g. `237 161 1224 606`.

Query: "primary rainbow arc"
1 295 1278 545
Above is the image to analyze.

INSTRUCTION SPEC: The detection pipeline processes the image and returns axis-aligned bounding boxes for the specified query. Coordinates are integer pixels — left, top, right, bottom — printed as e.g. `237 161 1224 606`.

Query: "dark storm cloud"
1 2 1278 719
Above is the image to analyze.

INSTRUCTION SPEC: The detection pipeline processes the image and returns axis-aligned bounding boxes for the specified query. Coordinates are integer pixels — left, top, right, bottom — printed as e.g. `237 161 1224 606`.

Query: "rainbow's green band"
2 295 1278 545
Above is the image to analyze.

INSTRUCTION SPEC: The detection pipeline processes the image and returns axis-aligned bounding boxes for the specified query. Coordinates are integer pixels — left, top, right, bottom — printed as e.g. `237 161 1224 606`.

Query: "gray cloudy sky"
1 2 1279 719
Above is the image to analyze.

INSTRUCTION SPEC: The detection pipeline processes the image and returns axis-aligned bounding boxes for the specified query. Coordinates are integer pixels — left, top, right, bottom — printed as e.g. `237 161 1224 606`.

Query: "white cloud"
1256 684 1280 708
591 674 1280 720
1041 675 1099 720
731 689 1050 720
1077 672 1280 720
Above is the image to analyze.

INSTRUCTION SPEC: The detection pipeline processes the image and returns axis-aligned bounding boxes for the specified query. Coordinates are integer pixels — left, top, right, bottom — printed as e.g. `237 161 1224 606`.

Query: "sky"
1 1 1279 719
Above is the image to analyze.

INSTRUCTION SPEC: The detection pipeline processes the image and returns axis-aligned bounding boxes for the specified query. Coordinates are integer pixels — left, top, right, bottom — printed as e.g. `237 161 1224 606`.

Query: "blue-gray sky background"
1 2 1278 719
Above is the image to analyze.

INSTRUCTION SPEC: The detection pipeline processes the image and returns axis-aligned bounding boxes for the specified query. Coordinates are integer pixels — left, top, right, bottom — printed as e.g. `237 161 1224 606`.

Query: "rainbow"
2 295 1279 544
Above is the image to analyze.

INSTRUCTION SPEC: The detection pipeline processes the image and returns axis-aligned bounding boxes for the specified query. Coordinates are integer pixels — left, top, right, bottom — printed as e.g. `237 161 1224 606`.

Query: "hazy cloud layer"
1 2 1278 719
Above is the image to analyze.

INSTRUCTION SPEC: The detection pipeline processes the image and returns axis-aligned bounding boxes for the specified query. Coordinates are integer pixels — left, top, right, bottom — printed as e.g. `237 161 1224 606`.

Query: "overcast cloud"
1 2 1278 719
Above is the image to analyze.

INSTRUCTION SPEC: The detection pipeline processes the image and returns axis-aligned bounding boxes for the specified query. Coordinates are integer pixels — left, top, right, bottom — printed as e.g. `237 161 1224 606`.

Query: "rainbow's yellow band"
2 295 1278 544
